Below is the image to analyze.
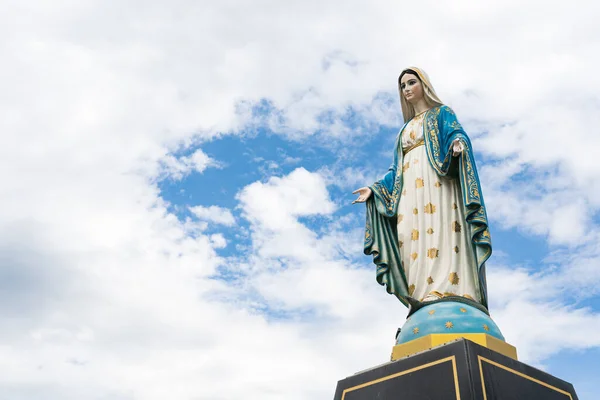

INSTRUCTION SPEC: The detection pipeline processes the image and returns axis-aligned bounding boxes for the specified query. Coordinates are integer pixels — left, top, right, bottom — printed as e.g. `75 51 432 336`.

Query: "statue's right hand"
352 187 373 204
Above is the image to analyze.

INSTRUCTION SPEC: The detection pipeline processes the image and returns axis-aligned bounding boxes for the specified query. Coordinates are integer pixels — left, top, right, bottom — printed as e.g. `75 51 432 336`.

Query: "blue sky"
1 0 599 399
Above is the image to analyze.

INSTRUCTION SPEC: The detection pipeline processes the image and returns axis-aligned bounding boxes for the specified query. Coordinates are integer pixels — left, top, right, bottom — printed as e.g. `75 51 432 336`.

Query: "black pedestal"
333 339 578 400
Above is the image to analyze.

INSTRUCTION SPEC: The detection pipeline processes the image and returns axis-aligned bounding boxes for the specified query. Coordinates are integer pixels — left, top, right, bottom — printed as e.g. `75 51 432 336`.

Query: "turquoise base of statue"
396 301 504 345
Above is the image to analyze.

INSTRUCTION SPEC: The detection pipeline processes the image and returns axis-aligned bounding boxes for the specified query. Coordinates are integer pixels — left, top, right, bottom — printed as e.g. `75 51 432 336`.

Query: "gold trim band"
403 140 424 155
391 334 517 361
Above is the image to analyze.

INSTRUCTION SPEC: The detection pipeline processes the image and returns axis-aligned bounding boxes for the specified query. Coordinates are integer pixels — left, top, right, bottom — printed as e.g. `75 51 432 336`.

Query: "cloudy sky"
1 0 599 398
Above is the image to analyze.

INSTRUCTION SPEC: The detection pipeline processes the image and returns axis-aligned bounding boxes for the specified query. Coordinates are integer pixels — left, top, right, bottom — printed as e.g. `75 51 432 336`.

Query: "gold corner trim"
391 334 517 361
451 356 460 400
341 356 460 400
477 356 573 400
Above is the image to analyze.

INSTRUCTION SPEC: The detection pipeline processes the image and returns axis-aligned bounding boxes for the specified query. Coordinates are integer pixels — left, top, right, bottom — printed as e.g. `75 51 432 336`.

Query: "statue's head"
398 67 443 123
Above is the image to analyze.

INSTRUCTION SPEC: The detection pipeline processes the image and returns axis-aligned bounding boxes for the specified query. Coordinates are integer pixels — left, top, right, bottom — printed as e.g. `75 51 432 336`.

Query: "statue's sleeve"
369 162 396 212
442 106 472 147
368 135 403 218
431 106 472 178
438 106 484 210
379 162 397 194
364 197 409 306
362 134 409 306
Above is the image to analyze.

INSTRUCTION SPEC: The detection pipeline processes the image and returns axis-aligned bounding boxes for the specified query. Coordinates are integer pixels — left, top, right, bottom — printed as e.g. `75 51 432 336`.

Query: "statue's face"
400 73 424 104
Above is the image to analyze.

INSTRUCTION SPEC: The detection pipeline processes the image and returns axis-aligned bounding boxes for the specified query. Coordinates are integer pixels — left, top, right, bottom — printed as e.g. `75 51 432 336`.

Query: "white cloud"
484 185 589 246
319 165 385 195
159 149 218 181
210 233 227 248
189 205 236 226
234 168 362 313
487 264 600 363
238 167 336 232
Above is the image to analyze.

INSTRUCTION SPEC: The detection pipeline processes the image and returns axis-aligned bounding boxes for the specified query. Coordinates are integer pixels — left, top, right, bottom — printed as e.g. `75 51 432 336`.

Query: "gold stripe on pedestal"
391 334 517 361
477 356 572 400
342 356 460 400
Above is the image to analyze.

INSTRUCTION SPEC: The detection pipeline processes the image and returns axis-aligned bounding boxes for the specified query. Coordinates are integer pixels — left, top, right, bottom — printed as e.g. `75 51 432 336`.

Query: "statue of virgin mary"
353 67 492 312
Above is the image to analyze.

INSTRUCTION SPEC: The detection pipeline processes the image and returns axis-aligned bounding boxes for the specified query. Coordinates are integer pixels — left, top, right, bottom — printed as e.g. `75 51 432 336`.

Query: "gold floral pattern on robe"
449 272 460 285
427 248 439 259
452 221 462 233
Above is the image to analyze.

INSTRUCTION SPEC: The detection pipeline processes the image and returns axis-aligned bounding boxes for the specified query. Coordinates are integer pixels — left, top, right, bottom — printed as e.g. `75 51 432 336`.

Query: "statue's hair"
398 67 444 123
398 69 419 84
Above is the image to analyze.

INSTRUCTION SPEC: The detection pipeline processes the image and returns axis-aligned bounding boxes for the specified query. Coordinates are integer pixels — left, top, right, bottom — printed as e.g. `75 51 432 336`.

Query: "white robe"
397 112 481 303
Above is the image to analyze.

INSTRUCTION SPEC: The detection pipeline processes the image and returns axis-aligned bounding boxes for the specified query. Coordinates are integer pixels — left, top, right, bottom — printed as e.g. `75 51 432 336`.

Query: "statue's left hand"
452 139 464 156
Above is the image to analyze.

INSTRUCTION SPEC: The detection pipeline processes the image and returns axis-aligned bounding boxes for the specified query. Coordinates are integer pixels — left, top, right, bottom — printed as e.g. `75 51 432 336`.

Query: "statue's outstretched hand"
452 139 464 157
352 187 372 204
